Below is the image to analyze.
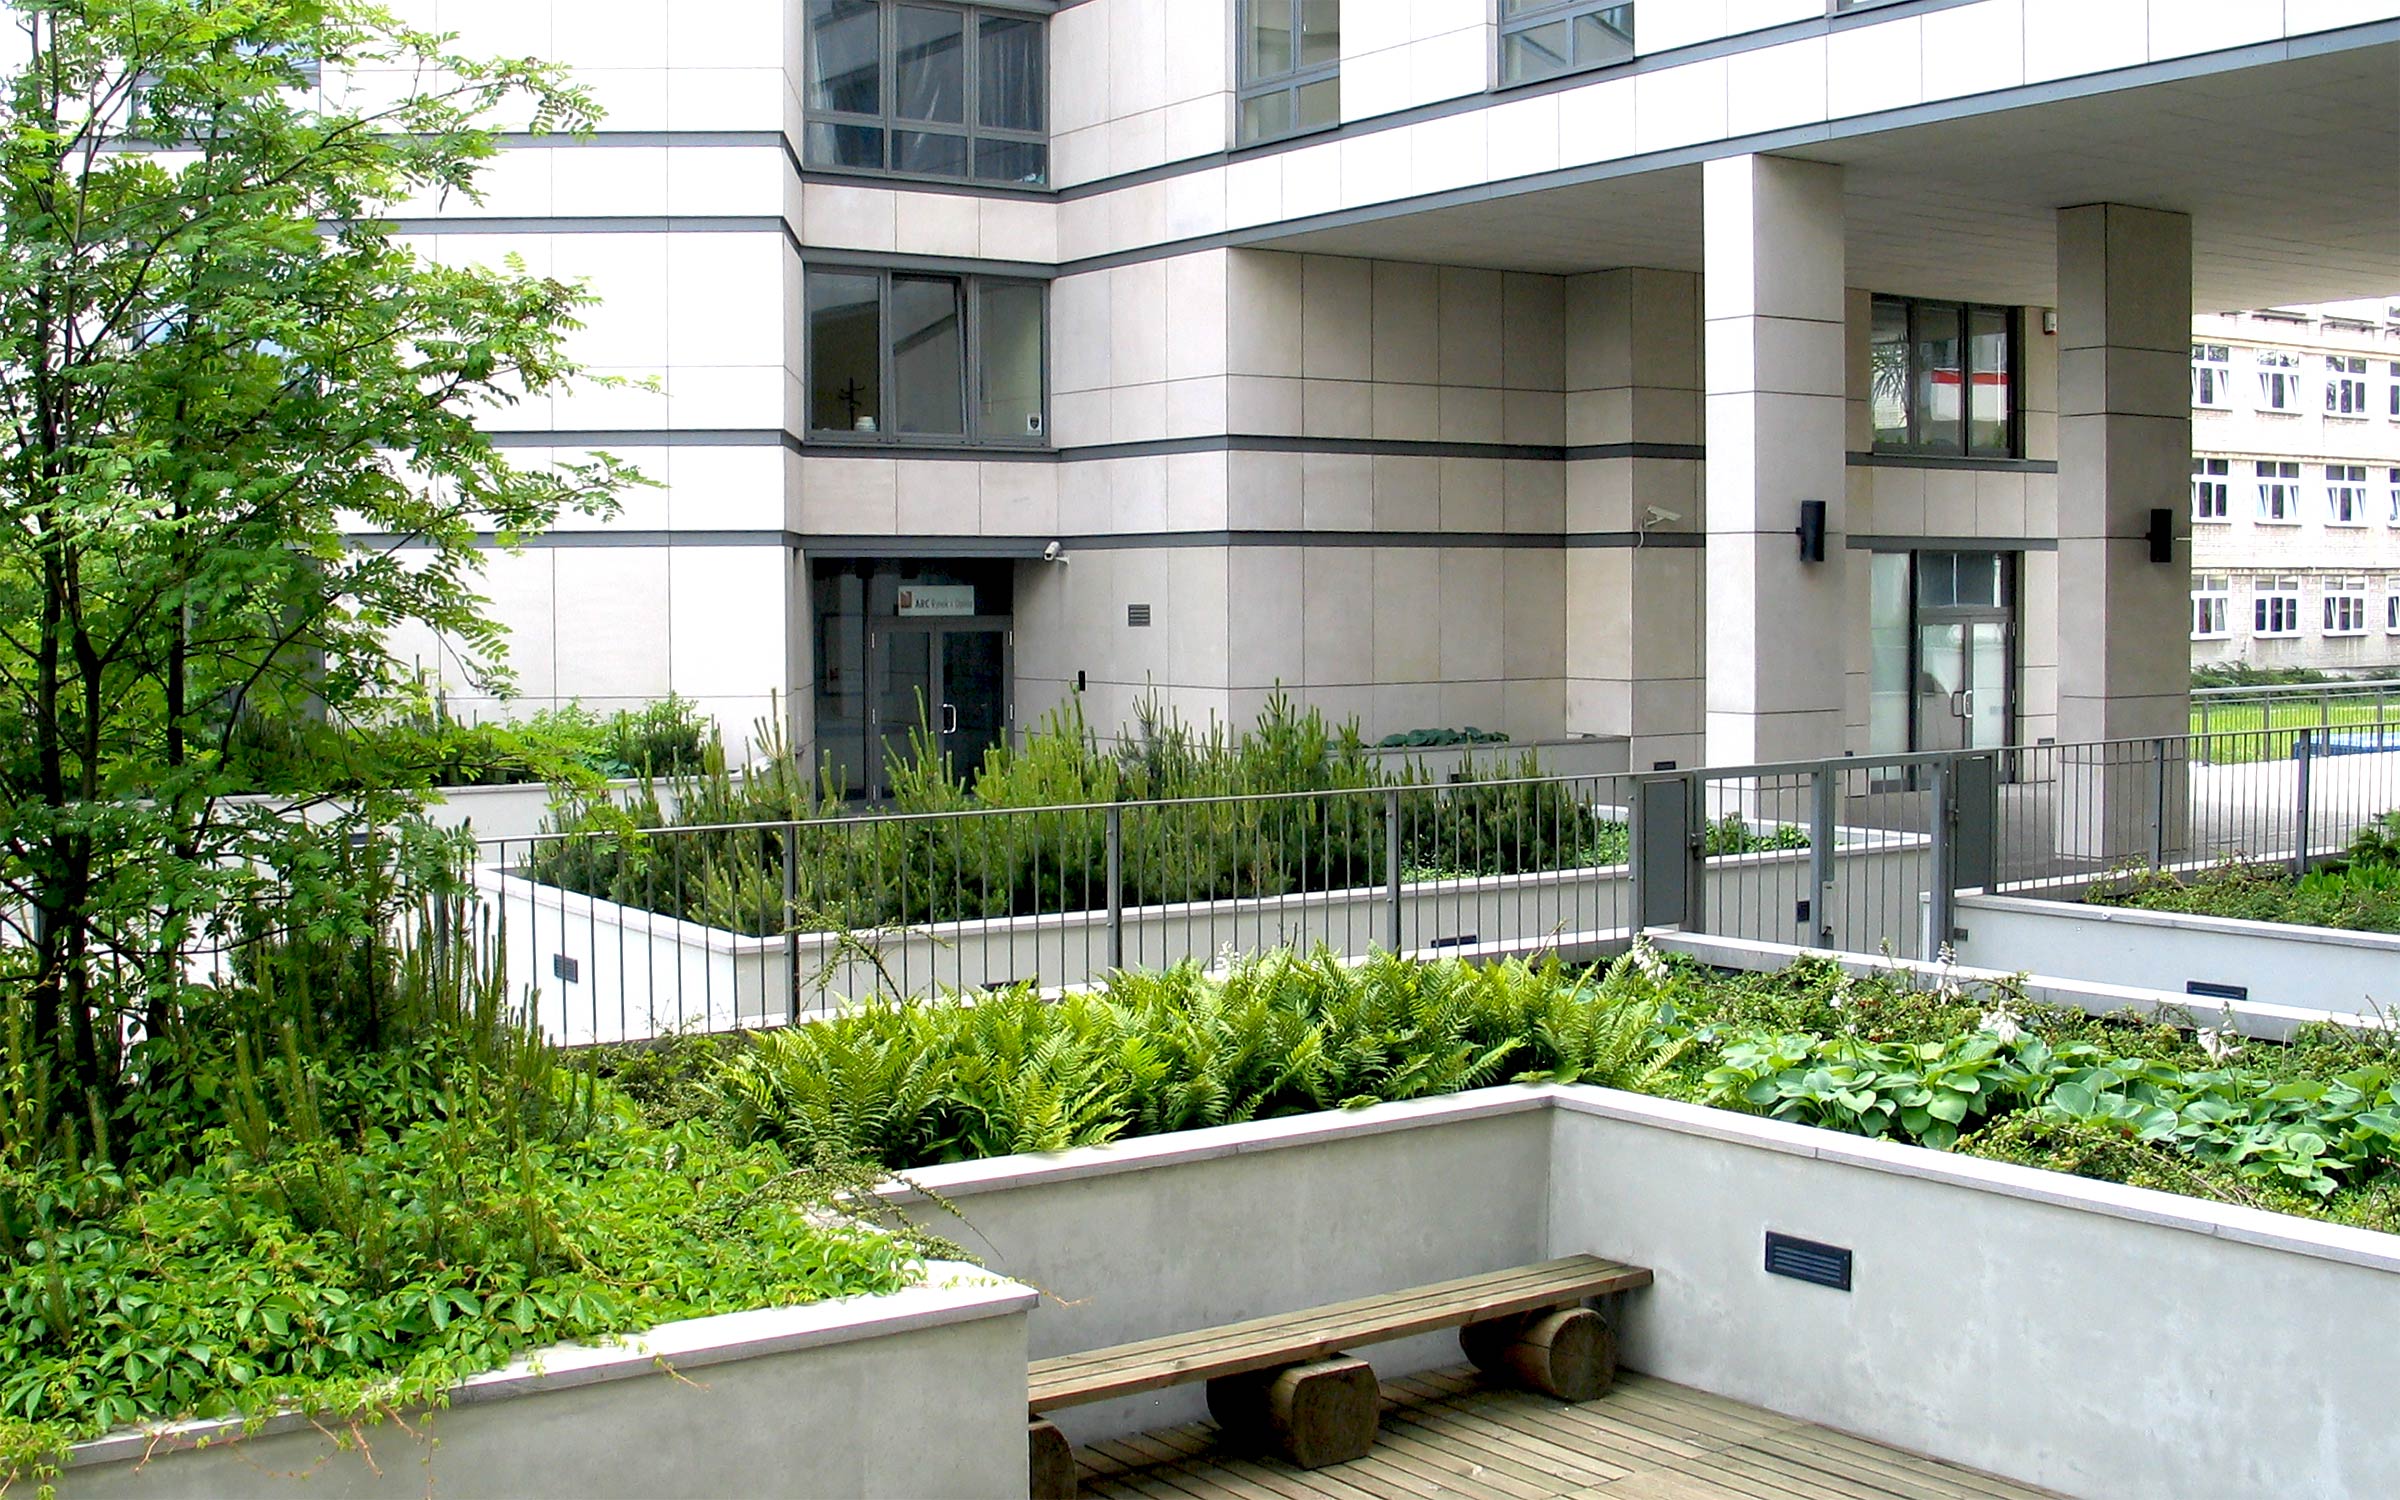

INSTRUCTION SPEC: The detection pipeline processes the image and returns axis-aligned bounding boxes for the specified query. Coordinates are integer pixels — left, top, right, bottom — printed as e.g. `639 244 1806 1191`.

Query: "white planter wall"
54 1267 1035 1500
1547 1091 2400 1500
898 1089 2400 1500
1952 892 2400 1017
482 831 1929 1042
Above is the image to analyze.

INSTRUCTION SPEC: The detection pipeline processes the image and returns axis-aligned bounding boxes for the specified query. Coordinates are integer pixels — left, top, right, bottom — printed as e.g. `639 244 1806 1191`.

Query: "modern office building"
2188 297 2400 676
364 0 2400 801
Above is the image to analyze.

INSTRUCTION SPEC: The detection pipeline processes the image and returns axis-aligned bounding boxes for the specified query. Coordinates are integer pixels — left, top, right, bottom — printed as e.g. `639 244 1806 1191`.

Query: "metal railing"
2192 679 2400 762
463 725 2400 1043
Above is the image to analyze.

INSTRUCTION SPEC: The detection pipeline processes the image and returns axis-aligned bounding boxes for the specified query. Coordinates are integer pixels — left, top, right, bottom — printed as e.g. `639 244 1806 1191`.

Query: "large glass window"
2254 576 2302 637
2191 458 2230 521
2324 582 2369 637
1869 296 2016 458
1499 1 1635 88
2327 464 2369 526
807 266 1045 445
1237 0 1339 146
2191 575 2231 640
2255 349 2304 412
804 1 1047 185
2255 460 2301 522
2326 354 2370 417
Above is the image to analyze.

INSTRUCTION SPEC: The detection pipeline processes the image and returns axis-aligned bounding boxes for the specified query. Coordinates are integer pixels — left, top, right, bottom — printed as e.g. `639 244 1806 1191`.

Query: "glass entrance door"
866 622 1011 797
938 629 1008 778
1915 619 2010 753
1909 550 2016 758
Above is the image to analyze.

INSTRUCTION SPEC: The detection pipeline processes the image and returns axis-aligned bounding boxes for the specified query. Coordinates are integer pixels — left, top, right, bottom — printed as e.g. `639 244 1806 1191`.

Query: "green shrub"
703 950 1686 1168
2087 820 2400 935
669 943 2400 1233
526 695 1809 935
0 908 911 1487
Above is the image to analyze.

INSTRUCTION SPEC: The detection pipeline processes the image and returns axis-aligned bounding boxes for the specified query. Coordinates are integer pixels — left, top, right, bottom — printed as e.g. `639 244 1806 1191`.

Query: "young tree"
0 0 635 1154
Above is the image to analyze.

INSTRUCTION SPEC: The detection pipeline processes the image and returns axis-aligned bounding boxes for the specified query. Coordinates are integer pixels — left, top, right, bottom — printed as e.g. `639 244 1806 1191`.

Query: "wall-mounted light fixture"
1795 500 1827 563
2147 507 2175 564
2041 308 2059 336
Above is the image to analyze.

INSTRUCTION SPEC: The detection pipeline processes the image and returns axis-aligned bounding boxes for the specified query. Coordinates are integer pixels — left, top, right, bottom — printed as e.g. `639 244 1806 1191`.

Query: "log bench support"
1205 1354 1380 1469
1025 1254 1651 1498
1460 1305 1617 1401
1028 1419 1076 1500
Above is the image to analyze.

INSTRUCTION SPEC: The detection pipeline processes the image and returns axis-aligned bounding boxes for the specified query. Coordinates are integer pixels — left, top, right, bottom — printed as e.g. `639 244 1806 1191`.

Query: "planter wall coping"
1959 889 2400 954
888 1087 1559 1201
1543 1085 2400 1277
482 820 1922 961
65 1262 1034 1472
1657 931 2383 1042
891 1077 2400 1280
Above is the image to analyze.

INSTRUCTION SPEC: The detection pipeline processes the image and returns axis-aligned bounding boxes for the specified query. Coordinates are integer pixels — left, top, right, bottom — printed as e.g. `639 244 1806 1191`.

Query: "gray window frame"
1497 1 1636 90
1236 0 1341 147
802 0 1049 188
1868 295 2020 460
806 265 1049 449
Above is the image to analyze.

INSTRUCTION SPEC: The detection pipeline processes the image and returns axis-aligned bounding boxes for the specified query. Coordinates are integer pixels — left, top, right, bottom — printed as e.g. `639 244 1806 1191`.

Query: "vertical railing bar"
1105 803 1124 974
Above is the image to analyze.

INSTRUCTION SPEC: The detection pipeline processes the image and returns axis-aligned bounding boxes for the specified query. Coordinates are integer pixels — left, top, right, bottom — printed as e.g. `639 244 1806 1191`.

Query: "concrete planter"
886 1087 2400 1500
50 1265 1035 1500
479 825 1928 1043
1949 891 2400 1018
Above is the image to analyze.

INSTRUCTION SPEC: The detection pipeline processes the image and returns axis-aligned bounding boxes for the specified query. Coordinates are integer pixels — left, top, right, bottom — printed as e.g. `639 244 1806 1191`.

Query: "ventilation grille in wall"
1764 1231 1852 1291
1127 604 1152 627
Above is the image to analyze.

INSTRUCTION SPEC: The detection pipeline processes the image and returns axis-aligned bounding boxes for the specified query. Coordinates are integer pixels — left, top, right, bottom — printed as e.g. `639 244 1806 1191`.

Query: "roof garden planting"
617 944 2400 1234
0 911 921 1490
2088 811 2400 934
522 696 1804 937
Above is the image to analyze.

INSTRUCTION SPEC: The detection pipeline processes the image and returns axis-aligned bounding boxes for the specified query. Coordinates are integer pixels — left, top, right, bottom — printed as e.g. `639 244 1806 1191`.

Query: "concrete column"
1702 154 1849 770
2054 204 2193 858
1564 268 1705 771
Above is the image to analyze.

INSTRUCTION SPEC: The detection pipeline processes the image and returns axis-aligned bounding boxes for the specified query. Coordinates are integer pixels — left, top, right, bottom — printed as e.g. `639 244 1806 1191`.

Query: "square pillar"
1703 155 1849 770
2054 204 2193 859
1564 268 1705 770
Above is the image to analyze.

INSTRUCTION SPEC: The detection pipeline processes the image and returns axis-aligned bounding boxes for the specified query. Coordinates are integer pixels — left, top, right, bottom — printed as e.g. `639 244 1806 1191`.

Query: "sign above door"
896 583 977 617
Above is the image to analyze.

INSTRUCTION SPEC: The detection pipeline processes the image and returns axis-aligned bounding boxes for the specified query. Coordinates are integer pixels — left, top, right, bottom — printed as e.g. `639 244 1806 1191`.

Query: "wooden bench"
1025 1254 1652 1497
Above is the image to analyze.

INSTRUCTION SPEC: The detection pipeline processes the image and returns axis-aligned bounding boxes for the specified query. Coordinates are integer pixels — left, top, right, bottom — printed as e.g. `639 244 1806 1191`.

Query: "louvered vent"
1764 1232 1851 1291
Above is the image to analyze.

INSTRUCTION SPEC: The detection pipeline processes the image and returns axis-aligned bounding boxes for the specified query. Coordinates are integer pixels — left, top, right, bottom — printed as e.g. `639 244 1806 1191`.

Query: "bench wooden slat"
1029 1254 1651 1413
1026 1261 1600 1384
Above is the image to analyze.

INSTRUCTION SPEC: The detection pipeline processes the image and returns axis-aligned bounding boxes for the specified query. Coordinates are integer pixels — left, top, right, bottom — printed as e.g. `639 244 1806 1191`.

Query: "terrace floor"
1077 1365 2063 1500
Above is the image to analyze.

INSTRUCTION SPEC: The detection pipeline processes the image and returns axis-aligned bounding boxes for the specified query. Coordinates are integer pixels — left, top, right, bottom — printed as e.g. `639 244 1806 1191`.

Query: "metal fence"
466 726 2400 1044
2192 679 2400 761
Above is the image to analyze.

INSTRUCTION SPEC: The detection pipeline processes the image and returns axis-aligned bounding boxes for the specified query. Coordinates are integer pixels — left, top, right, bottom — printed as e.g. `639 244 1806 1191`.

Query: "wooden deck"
1077 1366 2063 1500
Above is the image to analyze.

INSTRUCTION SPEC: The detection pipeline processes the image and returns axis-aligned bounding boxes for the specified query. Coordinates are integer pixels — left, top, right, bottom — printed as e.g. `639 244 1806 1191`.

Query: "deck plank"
1074 1364 2062 1500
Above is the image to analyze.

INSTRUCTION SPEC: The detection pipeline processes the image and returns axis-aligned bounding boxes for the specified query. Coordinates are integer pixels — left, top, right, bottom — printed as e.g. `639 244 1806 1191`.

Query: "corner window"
2191 575 2230 640
2255 460 2301 522
803 1 1048 186
2191 344 2232 408
1868 296 2016 458
807 267 1047 445
2326 355 2370 417
2388 467 2400 525
1238 0 1339 146
2190 458 2229 522
2327 464 2369 526
1499 1 1635 88
2388 362 2398 419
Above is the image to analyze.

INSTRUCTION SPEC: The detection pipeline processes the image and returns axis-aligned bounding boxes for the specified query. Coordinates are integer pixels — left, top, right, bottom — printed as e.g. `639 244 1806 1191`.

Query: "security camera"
1643 507 1683 527
1042 540 1064 563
